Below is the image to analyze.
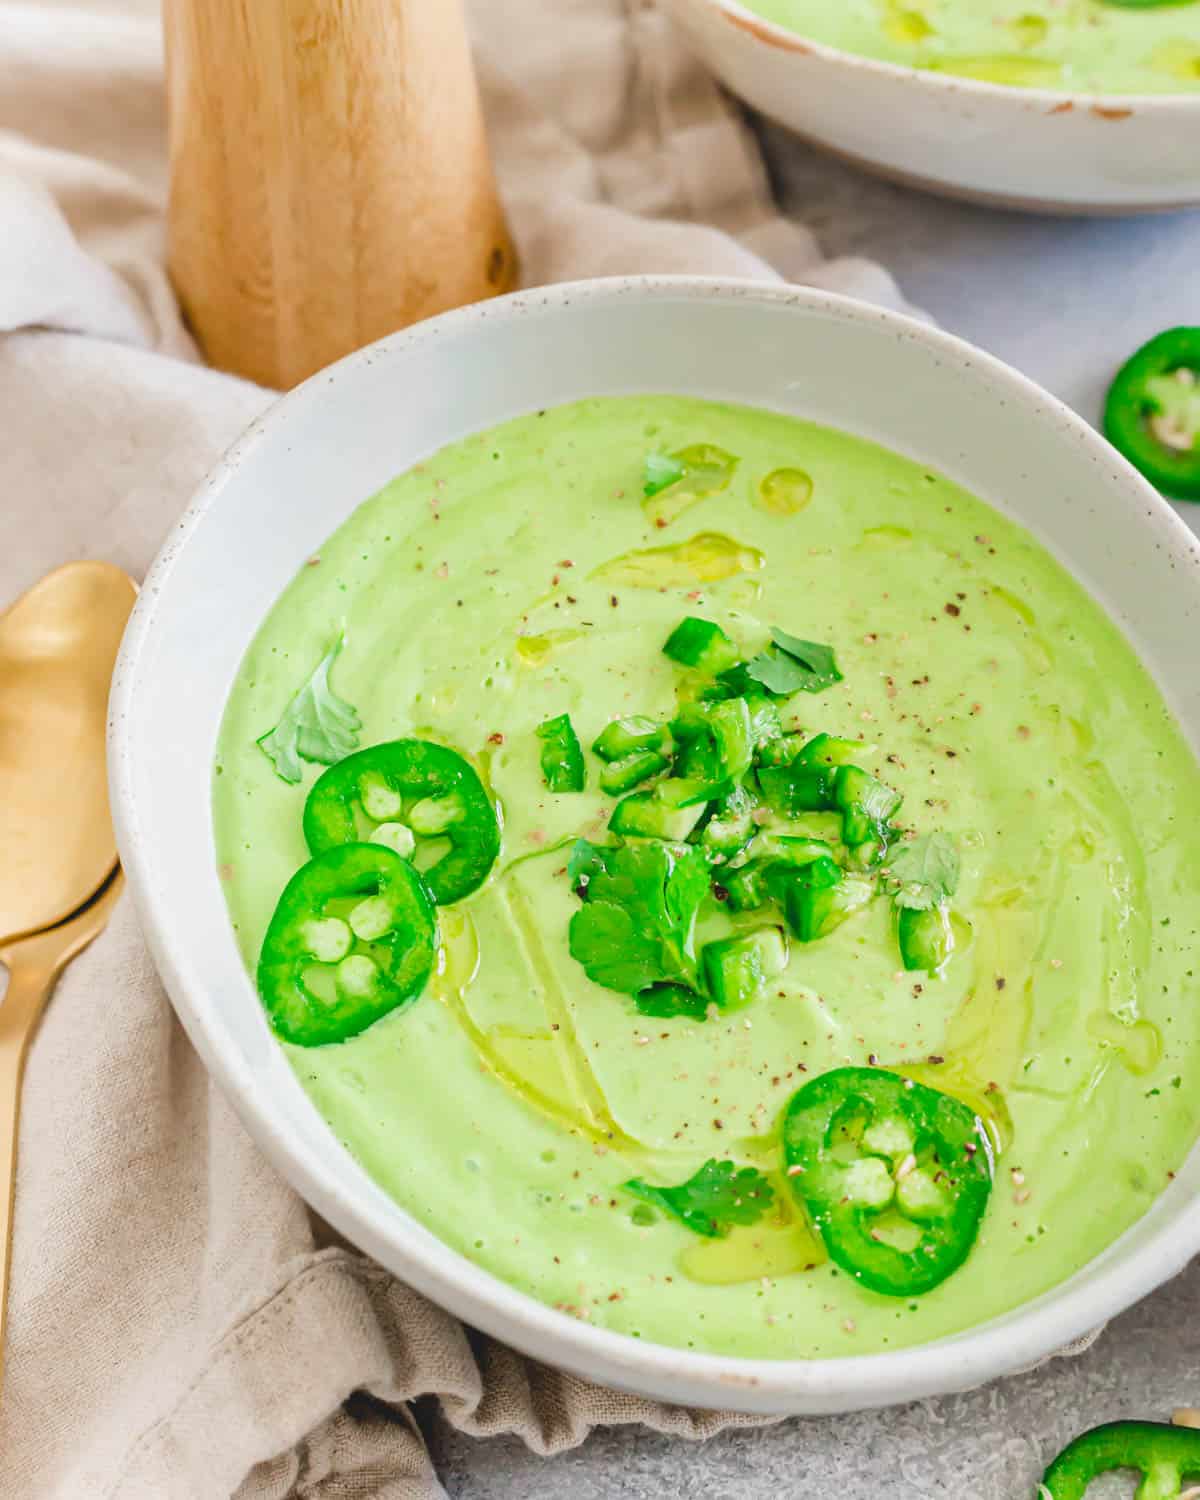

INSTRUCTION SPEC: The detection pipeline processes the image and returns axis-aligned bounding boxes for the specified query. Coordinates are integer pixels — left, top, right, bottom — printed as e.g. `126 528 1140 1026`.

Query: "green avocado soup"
743 0 1200 95
213 395 1200 1359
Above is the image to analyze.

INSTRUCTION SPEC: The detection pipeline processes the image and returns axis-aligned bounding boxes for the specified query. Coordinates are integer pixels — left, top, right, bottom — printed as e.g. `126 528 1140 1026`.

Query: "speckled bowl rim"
110 277 1200 1413
690 0 1200 113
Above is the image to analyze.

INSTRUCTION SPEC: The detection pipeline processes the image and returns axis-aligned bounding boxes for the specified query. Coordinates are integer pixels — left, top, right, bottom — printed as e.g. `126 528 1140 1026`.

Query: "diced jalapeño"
592 715 670 763
773 859 874 942
797 733 871 769
536 713 586 793
662 617 742 676
706 697 753 781
609 778 709 841
897 904 956 974
757 762 837 816
599 749 670 796
749 833 835 869
701 927 788 1011
701 787 757 857
835 764 902 848
745 695 784 750
755 732 807 768
670 698 752 788
718 861 770 912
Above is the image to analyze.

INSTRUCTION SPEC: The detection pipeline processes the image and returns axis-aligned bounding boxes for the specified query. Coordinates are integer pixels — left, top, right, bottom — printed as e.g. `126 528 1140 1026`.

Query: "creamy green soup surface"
742 0 1200 94
214 395 1200 1359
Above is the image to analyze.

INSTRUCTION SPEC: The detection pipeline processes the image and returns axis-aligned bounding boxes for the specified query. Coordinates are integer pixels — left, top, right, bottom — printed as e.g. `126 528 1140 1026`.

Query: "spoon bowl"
0 563 137 943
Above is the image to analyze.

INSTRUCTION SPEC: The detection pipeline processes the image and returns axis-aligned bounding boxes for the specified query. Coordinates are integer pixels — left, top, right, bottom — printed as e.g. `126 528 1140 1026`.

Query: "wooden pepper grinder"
162 0 517 389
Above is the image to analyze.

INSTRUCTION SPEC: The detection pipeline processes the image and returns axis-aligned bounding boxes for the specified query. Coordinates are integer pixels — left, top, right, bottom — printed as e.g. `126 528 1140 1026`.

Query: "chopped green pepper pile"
554 613 969 1022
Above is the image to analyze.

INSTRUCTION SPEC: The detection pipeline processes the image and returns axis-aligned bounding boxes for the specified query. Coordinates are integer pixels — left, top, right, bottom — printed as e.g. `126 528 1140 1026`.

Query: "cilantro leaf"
643 452 686 498
664 841 712 927
736 628 842 697
256 636 362 784
568 841 708 997
885 832 960 911
625 1159 775 1238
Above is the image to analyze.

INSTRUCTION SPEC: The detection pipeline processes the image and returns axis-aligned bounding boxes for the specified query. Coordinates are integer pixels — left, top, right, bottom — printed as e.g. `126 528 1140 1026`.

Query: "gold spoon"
0 562 136 1377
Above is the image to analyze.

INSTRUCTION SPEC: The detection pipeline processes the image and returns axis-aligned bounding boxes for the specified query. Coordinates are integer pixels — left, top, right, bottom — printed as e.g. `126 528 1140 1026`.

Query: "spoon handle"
0 953 60 1374
0 873 123 1381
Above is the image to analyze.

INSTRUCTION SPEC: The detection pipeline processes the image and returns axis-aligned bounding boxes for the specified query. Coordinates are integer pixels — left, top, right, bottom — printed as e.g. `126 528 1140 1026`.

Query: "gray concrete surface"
422 129 1200 1498
425 1262 1200 1497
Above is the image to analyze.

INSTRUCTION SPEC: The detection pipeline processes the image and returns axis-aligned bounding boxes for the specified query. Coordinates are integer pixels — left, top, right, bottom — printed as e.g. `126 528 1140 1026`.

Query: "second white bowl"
667 0 1200 214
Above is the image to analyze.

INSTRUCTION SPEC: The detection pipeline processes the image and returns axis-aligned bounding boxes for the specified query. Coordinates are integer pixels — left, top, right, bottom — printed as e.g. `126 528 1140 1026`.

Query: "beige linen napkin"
0 3 928 1496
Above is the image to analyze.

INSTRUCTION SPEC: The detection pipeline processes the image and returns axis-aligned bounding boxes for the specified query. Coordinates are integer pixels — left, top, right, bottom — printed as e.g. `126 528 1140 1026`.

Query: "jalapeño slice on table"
257 842 438 1047
1104 327 1200 500
781 1067 993 1297
303 738 501 904
1040 1420 1200 1500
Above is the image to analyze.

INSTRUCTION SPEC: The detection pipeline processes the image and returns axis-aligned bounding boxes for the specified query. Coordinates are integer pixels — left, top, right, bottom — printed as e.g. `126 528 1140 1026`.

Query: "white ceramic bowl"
666 0 1200 214
111 278 1200 1414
